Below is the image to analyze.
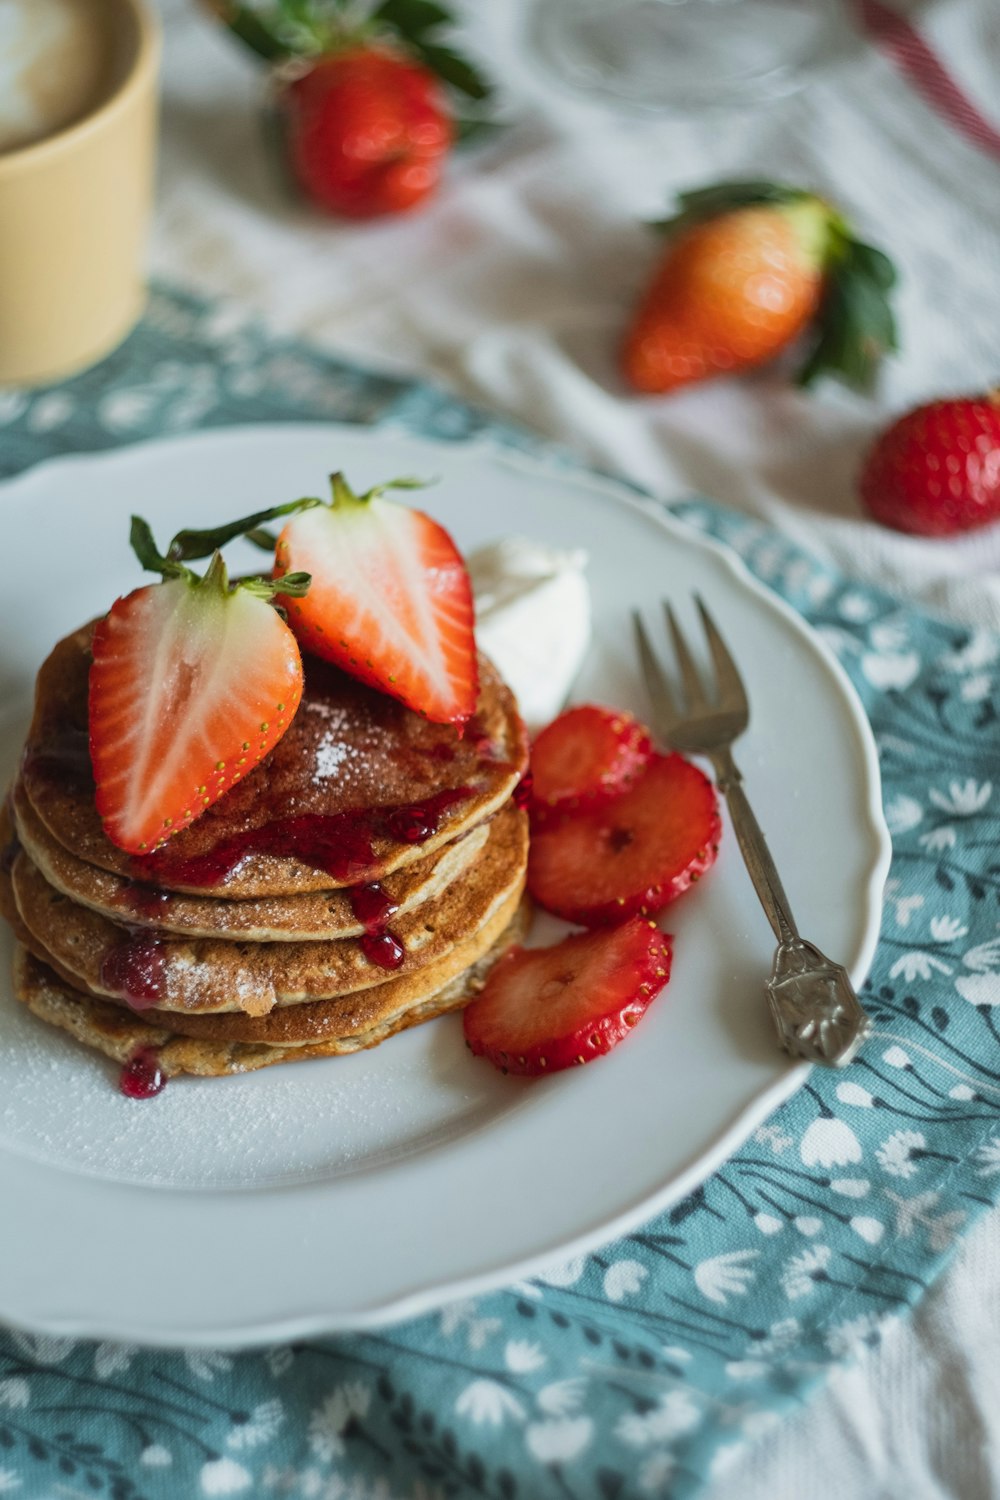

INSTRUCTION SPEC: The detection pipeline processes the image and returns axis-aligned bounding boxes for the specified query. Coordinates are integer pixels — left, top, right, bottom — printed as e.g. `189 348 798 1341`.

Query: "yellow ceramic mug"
0 0 160 388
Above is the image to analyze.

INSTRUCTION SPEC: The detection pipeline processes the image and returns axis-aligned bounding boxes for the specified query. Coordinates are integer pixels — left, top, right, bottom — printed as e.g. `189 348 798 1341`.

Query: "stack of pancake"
0 622 530 1080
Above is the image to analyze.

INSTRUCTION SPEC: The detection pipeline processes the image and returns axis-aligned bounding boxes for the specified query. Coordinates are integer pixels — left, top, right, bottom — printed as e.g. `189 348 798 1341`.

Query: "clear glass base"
527 0 849 111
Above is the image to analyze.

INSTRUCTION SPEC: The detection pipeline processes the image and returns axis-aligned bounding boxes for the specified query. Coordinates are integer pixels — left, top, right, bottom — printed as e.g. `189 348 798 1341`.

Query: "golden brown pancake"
11 778 490 941
22 625 528 897
9 805 528 1014
10 895 531 1077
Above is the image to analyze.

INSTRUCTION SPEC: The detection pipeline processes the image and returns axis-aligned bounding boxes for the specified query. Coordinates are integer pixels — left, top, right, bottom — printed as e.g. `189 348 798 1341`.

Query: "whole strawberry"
622 179 897 395
284 46 450 217
859 392 1000 536
204 0 491 219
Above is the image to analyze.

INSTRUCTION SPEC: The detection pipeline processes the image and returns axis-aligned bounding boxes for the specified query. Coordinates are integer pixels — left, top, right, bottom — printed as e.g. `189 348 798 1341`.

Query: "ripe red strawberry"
859 392 1000 536
90 552 305 855
205 1 492 220
530 705 652 819
463 919 672 1076
275 473 477 728
283 47 451 218
528 753 721 927
622 179 897 395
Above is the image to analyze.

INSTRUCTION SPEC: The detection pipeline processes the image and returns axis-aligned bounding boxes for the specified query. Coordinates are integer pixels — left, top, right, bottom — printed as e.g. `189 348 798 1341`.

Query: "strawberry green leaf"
372 0 453 38
797 236 898 391
453 112 502 147
200 0 296 60
129 516 182 578
848 239 897 292
246 526 280 552
651 179 806 234
407 39 491 100
165 497 322 562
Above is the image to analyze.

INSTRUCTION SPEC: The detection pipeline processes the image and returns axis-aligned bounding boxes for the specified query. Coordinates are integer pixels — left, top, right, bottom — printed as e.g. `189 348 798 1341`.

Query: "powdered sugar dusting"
306 702 363 787
314 732 353 782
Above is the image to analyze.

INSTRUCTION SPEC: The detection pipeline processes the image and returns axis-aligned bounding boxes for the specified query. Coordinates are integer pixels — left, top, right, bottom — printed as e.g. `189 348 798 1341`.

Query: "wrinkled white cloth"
149 1 1000 1492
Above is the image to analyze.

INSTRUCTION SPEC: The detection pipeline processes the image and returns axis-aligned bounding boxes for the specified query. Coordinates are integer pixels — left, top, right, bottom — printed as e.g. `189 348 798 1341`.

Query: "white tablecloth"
150 2 1000 1492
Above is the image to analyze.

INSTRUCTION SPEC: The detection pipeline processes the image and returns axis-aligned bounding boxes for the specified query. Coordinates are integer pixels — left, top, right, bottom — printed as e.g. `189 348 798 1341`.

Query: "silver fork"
634 596 872 1068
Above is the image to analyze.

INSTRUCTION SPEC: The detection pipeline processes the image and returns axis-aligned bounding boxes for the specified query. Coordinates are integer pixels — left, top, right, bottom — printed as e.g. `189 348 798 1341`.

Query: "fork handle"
709 747 798 947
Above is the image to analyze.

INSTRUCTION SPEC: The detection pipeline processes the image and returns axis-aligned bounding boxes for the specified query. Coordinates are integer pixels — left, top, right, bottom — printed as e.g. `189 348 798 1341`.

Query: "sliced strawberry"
463 918 672 1076
90 555 304 855
527 752 721 927
275 473 477 728
530 704 652 818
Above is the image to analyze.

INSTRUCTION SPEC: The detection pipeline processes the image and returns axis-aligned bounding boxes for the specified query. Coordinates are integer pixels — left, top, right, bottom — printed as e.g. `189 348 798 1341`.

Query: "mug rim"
0 0 161 179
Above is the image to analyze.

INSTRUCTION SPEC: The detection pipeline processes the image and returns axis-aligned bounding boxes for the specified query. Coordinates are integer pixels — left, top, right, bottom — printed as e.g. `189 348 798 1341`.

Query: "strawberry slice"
463 918 672 1075
527 752 721 927
275 473 477 727
530 704 652 818
90 551 306 855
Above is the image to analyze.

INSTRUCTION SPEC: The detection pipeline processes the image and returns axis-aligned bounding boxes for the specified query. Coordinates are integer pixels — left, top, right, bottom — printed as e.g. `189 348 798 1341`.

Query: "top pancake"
11 777 490 941
22 624 528 898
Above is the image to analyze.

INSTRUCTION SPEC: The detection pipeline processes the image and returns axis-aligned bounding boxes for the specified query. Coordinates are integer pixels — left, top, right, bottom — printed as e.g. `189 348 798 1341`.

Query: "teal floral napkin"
1 287 999 1500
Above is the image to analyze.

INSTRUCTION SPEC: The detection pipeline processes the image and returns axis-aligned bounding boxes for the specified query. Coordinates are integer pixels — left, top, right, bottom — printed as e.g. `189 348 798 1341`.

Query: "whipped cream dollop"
468 537 591 732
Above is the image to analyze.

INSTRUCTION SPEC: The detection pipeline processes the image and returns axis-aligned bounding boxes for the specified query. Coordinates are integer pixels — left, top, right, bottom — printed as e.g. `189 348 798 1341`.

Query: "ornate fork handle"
709 747 872 1067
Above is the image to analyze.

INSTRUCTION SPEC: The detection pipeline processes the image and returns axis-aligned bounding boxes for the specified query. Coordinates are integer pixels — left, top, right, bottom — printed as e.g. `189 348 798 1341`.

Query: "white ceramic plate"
0 425 889 1347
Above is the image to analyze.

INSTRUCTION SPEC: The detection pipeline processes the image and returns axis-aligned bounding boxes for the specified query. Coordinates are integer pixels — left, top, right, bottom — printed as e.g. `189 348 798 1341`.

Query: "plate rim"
0 423 891 1346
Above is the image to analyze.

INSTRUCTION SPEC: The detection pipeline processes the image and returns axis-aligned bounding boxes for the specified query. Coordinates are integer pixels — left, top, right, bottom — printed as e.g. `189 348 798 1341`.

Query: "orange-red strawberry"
530 704 652 819
90 515 311 855
275 473 478 728
463 919 672 1076
528 752 721 927
859 392 1000 536
622 179 897 396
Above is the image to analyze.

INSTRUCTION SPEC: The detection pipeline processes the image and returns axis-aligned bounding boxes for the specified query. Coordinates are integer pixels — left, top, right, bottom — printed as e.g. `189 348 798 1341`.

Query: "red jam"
349 881 399 930
100 934 166 1010
350 882 405 971
135 787 473 889
119 1046 166 1099
512 771 533 810
116 882 172 919
359 930 406 970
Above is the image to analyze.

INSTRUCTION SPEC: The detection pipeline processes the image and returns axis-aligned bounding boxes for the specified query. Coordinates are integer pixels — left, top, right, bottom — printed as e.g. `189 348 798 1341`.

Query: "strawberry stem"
244 570 312 599
329 470 430 509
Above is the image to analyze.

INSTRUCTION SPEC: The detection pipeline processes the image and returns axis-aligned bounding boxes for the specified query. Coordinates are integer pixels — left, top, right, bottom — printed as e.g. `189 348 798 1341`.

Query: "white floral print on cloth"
1 285 999 1500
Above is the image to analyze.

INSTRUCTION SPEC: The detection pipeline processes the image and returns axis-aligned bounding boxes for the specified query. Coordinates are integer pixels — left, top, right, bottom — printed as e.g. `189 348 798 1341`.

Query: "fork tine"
632 611 679 730
664 604 708 709
695 595 748 712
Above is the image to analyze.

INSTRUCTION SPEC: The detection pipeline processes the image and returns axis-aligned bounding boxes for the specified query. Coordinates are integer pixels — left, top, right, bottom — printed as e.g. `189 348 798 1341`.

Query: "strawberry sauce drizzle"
350 882 405 971
135 787 473 888
116 882 172 919
119 1046 166 1099
512 771 533 810
100 934 167 1010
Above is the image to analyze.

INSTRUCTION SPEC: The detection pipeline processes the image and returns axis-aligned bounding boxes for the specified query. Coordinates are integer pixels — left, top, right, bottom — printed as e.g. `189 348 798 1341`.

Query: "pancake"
11 778 490 940
9 804 528 1014
22 625 528 897
10 894 531 1077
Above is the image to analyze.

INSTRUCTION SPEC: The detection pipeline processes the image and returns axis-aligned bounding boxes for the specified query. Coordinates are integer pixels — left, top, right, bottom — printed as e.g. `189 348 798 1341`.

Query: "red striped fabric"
856 0 1000 160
